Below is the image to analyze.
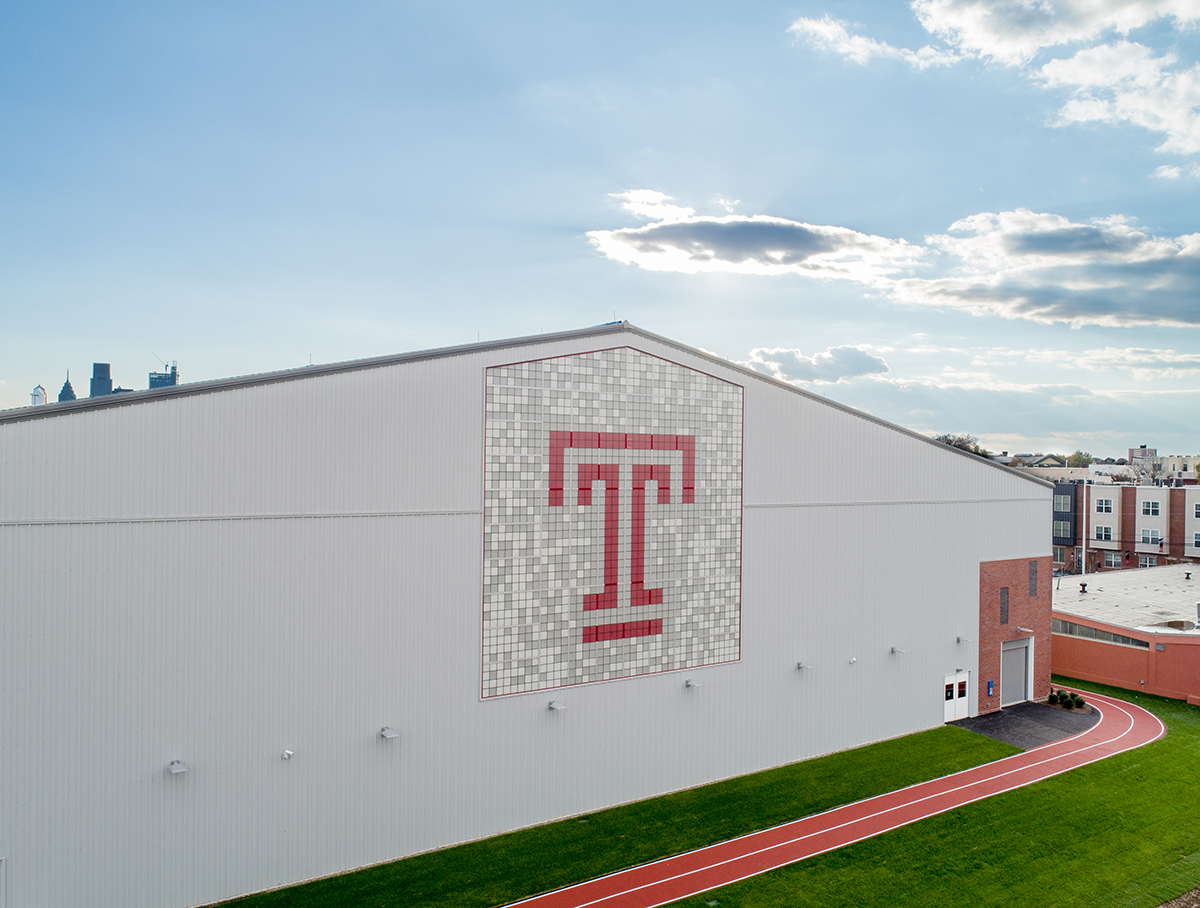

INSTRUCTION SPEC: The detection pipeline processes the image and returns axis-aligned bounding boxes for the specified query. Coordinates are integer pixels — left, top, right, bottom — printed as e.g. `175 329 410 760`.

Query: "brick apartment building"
1052 482 1200 574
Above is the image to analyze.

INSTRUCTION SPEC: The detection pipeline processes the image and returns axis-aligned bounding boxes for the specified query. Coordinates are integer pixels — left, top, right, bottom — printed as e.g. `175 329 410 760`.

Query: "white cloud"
791 1 1200 157
1041 41 1200 154
741 345 890 383
590 193 1200 327
611 189 695 222
787 15 962 68
1155 164 1183 178
892 208 1200 326
587 192 924 283
1025 346 1200 378
912 0 1200 65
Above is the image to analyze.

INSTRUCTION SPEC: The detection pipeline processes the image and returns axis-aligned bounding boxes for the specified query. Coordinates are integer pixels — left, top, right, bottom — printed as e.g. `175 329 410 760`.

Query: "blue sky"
3 1 1199 457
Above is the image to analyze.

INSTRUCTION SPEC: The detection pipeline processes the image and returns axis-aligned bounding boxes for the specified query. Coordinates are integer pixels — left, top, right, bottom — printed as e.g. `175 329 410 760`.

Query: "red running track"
507 689 1164 908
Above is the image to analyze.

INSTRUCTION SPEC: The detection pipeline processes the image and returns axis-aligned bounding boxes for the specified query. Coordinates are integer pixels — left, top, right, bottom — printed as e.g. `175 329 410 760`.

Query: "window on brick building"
1096 526 1112 541
1097 499 1113 513
1141 528 1161 545
1000 587 1009 624
1104 551 1119 568
1029 561 1037 596
1142 500 1160 516
1194 532 1200 548
1140 554 1157 568
1053 546 1065 563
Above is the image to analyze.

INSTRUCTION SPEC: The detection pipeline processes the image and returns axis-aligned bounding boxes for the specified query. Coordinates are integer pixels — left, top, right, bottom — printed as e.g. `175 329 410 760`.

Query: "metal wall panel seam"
0 510 483 527
744 497 1047 509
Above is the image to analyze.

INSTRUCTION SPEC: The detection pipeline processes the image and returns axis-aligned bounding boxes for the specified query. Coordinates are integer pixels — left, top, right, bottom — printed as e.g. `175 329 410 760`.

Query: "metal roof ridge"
0 321 632 426
0 320 1055 488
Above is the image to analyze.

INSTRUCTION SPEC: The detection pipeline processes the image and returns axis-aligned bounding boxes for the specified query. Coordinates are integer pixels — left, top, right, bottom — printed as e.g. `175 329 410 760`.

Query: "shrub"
1075 695 1086 707
1061 697 1074 709
1048 693 1059 704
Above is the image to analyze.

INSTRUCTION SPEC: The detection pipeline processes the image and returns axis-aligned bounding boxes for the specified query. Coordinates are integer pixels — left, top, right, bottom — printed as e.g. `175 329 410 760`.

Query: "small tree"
1067 450 1094 467
933 433 991 458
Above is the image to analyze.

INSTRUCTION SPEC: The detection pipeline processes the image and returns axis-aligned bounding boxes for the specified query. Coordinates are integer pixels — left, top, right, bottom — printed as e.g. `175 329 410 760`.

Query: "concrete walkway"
506 689 1164 908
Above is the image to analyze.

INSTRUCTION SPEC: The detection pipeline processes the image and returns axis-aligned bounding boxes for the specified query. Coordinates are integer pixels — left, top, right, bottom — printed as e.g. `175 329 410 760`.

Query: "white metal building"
0 323 1052 908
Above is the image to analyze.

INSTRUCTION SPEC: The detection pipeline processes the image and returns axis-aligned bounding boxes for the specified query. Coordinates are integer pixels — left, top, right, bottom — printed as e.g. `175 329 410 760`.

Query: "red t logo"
549 432 695 642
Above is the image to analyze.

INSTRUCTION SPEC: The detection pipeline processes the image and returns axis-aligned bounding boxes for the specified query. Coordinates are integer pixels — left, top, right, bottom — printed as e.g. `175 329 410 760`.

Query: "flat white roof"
1053 563 1200 635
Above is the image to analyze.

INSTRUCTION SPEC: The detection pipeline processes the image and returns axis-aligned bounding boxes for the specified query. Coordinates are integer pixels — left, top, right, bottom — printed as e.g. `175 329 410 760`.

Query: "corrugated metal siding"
0 331 1050 908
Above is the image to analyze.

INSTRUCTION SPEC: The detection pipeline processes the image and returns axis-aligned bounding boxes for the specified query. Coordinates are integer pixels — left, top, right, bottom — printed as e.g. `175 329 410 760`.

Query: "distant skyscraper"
30 385 46 406
90 363 113 398
58 372 76 402
149 362 179 389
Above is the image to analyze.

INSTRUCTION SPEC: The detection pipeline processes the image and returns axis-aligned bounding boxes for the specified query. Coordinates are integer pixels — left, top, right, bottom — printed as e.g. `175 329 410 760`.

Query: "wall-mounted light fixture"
282 750 294 760
685 679 703 688
956 636 972 644
547 701 566 711
168 760 188 775
796 661 813 670
849 657 857 664
1017 626 1034 635
890 646 906 655
380 727 400 739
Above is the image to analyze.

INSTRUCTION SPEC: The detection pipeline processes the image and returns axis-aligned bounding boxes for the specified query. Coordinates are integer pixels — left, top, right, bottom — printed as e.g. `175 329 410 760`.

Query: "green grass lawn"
221 678 1200 908
670 677 1200 908
219 725 1016 908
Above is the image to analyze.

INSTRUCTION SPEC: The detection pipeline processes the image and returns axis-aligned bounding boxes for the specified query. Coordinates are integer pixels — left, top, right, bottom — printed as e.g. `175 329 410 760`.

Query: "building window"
1096 526 1112 541
1053 545 1065 563
1141 528 1161 545
1054 494 1071 512
1140 554 1157 568
1097 499 1113 513
1052 617 1148 648
1000 587 1009 624
1195 502 1200 519
1194 532 1200 548
1053 520 1071 538
1142 500 1160 516
1029 560 1037 597
1104 551 1120 568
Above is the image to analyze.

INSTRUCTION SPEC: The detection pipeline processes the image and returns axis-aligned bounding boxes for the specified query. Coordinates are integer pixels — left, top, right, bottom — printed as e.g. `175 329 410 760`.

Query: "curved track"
508 689 1165 908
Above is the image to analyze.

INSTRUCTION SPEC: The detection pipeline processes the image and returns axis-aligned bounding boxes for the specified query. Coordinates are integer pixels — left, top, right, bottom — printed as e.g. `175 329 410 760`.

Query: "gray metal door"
1001 640 1029 706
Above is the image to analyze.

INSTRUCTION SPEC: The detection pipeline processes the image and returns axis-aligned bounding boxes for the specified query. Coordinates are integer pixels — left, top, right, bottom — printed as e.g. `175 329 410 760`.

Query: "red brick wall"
1169 488 1186 561
977 556 1053 714
1051 616 1200 704
1052 631 1149 691
1120 486 1137 567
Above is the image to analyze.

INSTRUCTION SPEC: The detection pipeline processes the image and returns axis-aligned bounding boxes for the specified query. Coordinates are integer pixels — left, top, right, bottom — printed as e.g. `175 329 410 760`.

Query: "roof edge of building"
621 323 1054 490
0 320 1053 489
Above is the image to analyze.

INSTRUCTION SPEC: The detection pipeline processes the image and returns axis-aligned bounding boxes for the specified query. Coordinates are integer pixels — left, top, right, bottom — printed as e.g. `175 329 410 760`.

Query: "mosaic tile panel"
482 347 743 697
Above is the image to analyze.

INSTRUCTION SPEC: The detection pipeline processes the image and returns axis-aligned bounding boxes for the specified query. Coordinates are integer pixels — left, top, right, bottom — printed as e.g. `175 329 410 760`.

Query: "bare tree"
1132 456 1165 485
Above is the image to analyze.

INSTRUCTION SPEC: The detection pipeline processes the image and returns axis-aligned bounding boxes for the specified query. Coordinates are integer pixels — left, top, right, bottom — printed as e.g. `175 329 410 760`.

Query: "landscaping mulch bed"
1160 885 1200 908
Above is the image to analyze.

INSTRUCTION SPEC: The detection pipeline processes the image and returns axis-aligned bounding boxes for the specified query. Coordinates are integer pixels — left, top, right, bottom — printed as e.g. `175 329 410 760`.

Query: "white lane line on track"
624 695 1168 908
511 689 1132 907
511 691 1164 908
